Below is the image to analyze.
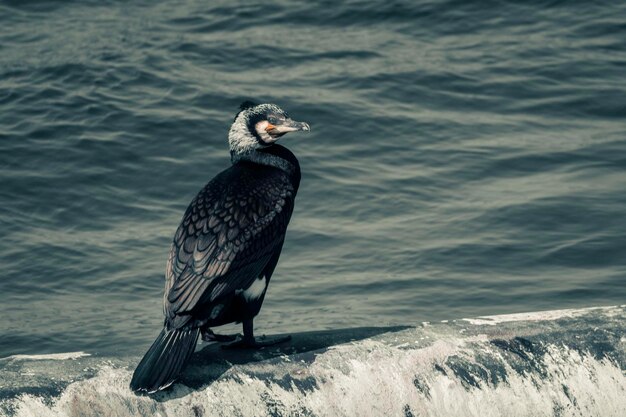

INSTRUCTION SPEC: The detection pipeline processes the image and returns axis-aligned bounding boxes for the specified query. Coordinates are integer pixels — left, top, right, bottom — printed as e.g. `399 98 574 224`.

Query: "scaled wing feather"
163 167 294 328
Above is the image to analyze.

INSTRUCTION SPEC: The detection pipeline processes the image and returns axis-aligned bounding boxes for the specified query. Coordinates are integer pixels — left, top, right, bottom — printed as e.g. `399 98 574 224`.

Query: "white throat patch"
255 120 277 144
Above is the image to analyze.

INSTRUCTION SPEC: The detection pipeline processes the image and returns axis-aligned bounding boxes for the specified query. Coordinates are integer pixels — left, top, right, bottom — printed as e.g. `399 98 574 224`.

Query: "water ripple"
0 0 625 358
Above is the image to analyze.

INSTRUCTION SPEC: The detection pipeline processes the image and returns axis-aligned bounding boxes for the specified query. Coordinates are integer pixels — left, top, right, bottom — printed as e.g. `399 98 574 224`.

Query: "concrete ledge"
2 305 624 417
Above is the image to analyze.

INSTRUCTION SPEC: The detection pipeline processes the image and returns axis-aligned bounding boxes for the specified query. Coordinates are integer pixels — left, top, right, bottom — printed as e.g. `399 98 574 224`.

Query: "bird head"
229 101 310 156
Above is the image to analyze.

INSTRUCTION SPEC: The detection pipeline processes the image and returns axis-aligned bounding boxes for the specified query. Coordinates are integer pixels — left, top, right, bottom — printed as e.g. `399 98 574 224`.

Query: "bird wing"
163 165 295 328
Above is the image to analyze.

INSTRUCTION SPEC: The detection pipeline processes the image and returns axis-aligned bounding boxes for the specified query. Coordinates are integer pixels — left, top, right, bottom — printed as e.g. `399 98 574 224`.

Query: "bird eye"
268 116 278 125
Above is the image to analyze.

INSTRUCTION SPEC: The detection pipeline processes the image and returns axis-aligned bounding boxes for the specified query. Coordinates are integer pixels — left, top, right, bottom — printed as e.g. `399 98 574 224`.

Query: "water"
1 0 625 365
3 307 625 416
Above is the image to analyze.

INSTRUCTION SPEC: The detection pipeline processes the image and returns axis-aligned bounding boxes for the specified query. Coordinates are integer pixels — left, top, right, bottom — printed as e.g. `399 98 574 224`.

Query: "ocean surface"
1 0 625 366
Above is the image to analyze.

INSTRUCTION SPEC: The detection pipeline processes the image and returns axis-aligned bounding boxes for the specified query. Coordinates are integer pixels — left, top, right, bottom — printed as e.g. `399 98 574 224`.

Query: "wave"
0 352 90 362
1 306 624 417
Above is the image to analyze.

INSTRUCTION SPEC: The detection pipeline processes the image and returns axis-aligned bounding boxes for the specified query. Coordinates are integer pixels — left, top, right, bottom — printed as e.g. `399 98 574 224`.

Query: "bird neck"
231 146 298 177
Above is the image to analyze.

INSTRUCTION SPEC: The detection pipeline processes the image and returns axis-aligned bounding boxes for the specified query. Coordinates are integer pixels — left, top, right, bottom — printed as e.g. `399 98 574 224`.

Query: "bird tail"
130 326 200 393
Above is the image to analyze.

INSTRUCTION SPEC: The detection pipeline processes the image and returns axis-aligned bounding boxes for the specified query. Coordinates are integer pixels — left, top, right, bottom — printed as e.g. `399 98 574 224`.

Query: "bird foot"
221 334 292 349
201 328 240 343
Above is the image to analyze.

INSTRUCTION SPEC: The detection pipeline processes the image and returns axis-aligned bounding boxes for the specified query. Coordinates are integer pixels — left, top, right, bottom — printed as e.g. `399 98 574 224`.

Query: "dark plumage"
164 145 300 329
130 102 309 393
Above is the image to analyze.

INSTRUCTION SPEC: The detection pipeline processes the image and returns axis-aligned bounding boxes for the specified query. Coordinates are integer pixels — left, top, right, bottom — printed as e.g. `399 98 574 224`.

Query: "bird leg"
222 319 291 349
200 327 239 342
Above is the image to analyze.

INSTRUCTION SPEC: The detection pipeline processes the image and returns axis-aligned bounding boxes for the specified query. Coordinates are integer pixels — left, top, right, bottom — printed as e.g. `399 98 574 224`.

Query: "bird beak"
266 119 311 137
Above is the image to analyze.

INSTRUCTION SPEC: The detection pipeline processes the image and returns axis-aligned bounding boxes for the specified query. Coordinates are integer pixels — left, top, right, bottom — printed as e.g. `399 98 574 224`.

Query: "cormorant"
130 101 310 393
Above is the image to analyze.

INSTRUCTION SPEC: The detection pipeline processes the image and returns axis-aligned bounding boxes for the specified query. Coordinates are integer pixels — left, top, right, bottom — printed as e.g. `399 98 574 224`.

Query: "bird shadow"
153 325 409 401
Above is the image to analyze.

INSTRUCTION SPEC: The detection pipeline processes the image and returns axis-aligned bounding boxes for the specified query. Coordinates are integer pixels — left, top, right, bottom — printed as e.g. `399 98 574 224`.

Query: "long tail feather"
130 327 200 393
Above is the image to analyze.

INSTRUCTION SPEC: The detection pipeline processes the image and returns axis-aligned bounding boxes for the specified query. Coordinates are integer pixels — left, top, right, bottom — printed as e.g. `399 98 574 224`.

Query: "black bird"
130 102 310 393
